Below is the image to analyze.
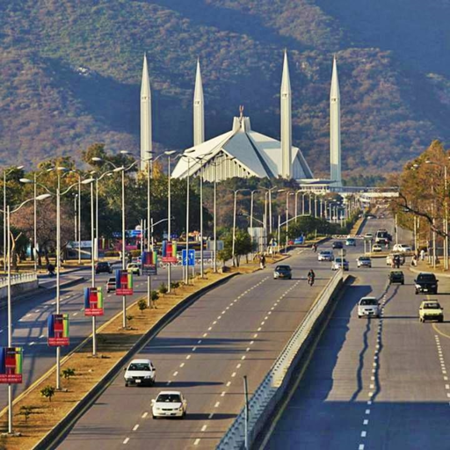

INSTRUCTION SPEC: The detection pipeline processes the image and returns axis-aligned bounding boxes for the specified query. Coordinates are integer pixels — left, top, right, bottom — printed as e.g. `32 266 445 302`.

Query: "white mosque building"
140 52 342 187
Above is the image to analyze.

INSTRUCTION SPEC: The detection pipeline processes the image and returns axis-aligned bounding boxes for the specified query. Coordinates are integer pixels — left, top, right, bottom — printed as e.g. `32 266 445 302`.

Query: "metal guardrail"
0 272 37 289
217 270 344 450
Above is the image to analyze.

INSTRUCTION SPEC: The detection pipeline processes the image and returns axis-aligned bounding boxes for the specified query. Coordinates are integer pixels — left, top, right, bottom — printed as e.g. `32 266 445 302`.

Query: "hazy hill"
0 0 449 177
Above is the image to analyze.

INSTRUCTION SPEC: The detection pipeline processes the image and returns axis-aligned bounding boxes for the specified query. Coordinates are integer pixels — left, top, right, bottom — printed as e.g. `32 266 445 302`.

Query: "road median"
0 270 238 450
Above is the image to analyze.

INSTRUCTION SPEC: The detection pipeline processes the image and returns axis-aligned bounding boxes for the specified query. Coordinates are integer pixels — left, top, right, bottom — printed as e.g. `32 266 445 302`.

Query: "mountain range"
1 0 449 178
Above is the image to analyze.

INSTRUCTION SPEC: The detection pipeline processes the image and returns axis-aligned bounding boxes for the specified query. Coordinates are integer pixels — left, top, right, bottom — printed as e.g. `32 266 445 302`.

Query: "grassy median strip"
0 256 286 450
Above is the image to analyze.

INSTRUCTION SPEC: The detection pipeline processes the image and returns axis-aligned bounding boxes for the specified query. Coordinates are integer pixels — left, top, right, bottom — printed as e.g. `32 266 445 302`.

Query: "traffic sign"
182 249 195 266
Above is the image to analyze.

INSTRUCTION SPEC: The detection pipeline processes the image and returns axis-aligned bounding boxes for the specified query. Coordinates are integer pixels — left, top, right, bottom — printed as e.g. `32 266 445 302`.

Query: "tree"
222 230 254 266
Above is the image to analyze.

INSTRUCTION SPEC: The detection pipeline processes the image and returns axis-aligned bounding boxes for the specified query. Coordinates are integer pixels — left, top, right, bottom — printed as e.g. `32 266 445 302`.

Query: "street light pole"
232 190 237 266
121 167 126 327
90 180 96 355
167 155 172 291
34 173 38 271
213 162 217 273
185 157 190 283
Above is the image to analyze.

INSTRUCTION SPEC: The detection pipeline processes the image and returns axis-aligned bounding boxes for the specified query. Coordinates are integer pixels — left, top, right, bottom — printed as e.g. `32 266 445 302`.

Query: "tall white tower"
140 53 152 171
280 50 292 179
193 59 205 146
330 55 342 186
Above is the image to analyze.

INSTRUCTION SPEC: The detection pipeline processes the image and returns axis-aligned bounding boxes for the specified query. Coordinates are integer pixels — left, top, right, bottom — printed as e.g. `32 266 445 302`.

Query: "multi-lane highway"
264 217 450 449
0 263 183 405
55 241 359 450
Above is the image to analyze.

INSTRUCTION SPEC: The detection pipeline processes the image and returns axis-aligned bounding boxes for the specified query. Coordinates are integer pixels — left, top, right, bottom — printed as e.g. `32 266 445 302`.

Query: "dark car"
414 272 438 294
106 277 116 293
332 241 344 249
96 261 112 274
389 271 404 285
274 265 292 280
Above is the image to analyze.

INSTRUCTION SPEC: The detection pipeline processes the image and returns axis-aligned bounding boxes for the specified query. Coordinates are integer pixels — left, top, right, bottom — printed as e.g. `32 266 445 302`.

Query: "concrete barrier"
0 273 38 299
217 270 346 450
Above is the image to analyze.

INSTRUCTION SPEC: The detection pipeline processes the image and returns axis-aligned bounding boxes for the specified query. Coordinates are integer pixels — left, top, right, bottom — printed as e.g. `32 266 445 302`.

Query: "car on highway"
332 257 349 271
152 391 187 419
372 243 383 252
274 265 292 279
124 359 156 387
389 270 405 285
386 253 405 266
414 272 439 294
332 241 343 249
106 277 116 293
419 300 443 323
358 297 380 318
95 261 112 274
356 256 372 268
345 238 356 246
318 250 334 262
127 262 141 276
393 243 412 253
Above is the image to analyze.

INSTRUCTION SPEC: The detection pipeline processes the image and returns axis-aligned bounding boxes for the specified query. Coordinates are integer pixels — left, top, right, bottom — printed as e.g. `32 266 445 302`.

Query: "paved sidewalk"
409 260 450 278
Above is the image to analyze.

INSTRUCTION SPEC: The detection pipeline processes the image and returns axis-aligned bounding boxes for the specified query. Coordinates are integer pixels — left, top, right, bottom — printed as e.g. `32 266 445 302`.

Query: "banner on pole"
161 240 178 263
47 314 70 347
84 287 104 316
0 347 23 384
116 269 134 295
142 251 157 275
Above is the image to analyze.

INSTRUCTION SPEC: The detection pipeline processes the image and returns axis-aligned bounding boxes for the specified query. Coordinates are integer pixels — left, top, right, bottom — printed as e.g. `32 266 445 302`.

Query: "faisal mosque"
139 51 342 188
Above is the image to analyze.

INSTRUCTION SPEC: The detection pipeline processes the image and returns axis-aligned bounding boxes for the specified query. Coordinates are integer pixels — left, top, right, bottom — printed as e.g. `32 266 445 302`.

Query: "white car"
358 297 380 318
124 359 156 386
127 262 141 276
372 244 382 252
318 250 334 261
365 233 373 239
152 391 187 419
393 244 412 252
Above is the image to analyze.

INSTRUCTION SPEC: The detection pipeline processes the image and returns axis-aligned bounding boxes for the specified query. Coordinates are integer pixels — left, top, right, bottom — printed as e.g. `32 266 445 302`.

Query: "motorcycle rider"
307 269 316 286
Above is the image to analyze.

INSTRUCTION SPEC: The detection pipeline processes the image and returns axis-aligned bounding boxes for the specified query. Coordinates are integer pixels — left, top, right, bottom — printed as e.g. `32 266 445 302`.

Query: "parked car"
318 250 334 262
356 256 372 268
389 270 405 285
152 391 187 419
332 241 343 249
332 257 349 271
127 262 141 276
124 359 156 387
419 300 444 323
358 297 380 318
274 265 292 279
393 243 412 253
95 261 112 274
372 244 383 252
414 272 438 294
106 277 116 293
345 238 356 246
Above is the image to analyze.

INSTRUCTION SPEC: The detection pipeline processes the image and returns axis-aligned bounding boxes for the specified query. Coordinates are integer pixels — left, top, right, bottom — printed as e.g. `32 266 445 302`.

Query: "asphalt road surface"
56 238 363 450
0 263 184 405
264 217 450 449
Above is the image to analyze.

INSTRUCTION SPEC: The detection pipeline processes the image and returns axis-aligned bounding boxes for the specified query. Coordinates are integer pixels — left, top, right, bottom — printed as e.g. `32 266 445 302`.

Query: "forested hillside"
1 0 449 177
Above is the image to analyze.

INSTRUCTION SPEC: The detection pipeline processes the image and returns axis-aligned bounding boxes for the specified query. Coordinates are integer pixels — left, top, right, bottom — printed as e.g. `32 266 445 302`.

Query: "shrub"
40 385 56 402
127 315 133 322
138 299 147 311
62 367 76 385
170 281 180 289
19 406 32 422
159 282 168 294
151 290 159 302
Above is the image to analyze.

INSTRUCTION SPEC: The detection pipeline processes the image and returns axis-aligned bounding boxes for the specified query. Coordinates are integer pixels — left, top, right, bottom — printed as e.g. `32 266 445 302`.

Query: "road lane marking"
231 372 236 377
201 425 207 432
186 355 191 360
29 342 35 346
208 413 214 419
180 363 185 368
39 334 44 338
203 333 208 337
363 419 369 425
192 347 197 352
123 438 129 444
241 356 246 360
198 340 202 344
132 424 139 431
236 364 241 369
226 381 231 387
253 334 258 338
173 371 178 376
208 327 212 331
361 431 367 437
194 439 201 446
214 402 220 408
142 412 148 418
221 391 226 397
